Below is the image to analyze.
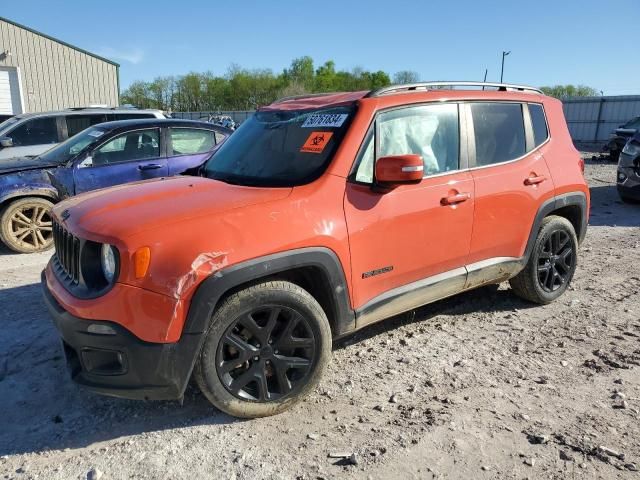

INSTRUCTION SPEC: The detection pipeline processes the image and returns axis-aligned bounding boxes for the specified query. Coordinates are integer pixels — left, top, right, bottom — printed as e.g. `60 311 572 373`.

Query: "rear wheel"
194 280 332 418
0 197 54 253
509 215 578 304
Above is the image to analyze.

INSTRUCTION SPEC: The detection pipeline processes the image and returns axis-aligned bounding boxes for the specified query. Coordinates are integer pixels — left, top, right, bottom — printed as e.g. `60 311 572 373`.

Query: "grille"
53 221 81 285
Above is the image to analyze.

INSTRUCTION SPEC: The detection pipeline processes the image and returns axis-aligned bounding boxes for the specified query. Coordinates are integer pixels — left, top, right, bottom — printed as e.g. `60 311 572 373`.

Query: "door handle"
138 163 162 171
524 174 546 186
441 192 471 206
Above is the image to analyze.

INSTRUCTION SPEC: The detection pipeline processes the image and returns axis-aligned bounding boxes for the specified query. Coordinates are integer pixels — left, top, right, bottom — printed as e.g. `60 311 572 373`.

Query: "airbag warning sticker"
302 113 348 128
301 131 333 153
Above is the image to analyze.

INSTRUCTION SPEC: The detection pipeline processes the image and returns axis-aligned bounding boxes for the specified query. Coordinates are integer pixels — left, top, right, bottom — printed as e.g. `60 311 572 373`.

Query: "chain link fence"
171 110 254 124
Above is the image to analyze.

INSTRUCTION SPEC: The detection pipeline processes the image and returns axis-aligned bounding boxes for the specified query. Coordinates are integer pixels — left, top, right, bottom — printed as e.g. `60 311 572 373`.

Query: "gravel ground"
1 156 639 480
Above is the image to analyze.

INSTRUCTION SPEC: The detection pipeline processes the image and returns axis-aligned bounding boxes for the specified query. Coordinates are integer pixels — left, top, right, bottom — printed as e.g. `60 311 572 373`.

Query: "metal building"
0 16 119 116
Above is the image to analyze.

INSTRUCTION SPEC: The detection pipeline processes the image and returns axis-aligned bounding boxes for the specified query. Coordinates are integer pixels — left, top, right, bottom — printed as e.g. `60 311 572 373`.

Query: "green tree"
393 70 420 84
540 84 600 98
283 56 315 91
314 60 337 92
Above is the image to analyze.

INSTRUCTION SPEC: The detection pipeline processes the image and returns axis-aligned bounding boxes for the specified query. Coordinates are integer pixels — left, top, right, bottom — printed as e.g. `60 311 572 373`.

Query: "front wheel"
509 215 578 304
194 280 332 418
0 197 54 253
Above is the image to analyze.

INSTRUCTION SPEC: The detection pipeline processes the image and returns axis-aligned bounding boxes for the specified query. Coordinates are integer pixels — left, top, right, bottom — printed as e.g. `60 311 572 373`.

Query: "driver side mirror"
78 156 93 168
375 154 424 187
0 136 13 148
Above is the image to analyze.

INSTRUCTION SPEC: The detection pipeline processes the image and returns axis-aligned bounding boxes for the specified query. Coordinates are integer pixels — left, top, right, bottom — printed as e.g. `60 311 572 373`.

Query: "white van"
0 107 167 160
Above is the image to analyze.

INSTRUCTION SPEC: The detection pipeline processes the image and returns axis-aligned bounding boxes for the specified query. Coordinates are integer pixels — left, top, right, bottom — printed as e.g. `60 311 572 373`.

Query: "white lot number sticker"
87 130 105 138
302 113 348 128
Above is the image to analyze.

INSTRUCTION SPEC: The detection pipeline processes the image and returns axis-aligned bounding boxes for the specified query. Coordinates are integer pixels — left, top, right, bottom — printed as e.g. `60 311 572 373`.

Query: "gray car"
0 107 166 160
617 133 640 202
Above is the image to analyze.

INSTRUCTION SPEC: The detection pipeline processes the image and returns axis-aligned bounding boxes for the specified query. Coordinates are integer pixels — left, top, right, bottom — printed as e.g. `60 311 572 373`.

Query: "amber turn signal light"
134 247 151 278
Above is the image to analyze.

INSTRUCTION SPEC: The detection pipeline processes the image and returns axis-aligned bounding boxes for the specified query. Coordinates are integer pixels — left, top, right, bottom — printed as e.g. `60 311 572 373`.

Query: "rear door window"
471 103 526 166
170 128 216 155
9 117 59 146
528 104 549 147
66 114 107 137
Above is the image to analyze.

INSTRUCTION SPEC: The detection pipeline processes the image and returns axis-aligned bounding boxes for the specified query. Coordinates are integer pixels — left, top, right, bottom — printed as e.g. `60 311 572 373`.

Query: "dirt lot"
1 157 639 480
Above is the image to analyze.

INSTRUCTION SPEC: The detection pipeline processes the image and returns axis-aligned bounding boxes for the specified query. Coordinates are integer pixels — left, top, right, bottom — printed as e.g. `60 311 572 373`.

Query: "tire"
509 215 578 304
194 280 332 418
0 197 54 253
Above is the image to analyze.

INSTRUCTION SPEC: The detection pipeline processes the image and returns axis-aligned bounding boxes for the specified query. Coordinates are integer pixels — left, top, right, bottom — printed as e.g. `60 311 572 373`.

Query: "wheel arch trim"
182 247 355 338
523 191 588 263
0 187 59 206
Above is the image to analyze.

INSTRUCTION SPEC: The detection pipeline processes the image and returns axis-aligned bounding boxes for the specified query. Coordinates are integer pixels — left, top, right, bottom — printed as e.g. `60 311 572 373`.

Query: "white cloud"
95 47 144 65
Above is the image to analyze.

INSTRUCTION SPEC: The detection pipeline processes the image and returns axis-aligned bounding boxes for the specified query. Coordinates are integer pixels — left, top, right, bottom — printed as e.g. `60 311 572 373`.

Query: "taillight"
578 158 585 174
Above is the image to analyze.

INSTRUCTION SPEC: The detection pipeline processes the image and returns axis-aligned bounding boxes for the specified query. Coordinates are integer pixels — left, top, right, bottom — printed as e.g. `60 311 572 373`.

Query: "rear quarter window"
112 113 156 120
529 104 549 147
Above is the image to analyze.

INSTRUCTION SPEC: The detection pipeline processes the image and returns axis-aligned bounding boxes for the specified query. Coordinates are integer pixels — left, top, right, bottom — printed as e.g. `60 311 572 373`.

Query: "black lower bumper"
618 184 640 201
42 273 203 401
617 167 640 201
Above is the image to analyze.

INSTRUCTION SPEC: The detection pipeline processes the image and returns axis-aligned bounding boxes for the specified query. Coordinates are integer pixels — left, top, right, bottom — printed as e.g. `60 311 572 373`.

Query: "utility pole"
500 51 511 83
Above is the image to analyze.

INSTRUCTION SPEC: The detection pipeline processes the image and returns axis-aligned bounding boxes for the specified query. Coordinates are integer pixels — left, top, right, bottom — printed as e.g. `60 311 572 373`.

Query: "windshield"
203 105 354 187
0 116 19 133
623 117 640 129
38 127 106 164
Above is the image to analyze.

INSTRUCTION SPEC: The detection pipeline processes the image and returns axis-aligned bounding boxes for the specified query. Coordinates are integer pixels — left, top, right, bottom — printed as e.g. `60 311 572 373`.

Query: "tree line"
121 57 422 112
120 56 599 112
539 85 600 98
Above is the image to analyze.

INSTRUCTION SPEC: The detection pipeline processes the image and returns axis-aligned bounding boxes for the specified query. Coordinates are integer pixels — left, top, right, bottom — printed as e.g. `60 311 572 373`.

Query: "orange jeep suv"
43 82 589 418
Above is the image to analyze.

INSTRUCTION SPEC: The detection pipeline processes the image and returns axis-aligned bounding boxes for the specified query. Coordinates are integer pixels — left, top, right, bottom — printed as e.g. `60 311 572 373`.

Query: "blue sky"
4 0 639 94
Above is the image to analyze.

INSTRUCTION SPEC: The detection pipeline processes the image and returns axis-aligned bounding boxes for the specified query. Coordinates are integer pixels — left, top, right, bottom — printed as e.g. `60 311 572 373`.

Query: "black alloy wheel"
216 305 316 402
536 229 574 293
509 215 578 305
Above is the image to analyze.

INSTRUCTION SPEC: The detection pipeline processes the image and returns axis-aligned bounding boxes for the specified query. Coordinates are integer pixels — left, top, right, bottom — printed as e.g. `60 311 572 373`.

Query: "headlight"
100 244 117 283
622 141 640 157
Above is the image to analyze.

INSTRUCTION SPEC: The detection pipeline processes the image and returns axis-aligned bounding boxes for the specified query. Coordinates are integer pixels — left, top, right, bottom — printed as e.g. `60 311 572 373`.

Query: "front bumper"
617 165 640 201
42 272 203 401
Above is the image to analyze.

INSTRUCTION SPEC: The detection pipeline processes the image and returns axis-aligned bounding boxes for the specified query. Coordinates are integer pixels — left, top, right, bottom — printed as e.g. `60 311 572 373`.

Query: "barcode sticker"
302 113 348 128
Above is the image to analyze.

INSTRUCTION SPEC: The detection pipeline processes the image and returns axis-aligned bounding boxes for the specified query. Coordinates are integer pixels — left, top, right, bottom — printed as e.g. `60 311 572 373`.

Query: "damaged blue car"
0 119 230 253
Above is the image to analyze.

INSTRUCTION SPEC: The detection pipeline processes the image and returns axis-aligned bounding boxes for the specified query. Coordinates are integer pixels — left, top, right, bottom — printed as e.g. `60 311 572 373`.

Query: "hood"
615 128 637 137
54 175 292 240
0 156 59 175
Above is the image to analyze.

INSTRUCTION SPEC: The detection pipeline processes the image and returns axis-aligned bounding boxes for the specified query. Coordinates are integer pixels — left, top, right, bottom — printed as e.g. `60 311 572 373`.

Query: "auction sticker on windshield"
302 113 348 128
301 131 333 154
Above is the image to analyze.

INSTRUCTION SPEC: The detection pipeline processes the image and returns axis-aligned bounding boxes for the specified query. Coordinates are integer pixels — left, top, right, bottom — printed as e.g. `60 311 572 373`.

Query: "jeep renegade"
43 82 590 418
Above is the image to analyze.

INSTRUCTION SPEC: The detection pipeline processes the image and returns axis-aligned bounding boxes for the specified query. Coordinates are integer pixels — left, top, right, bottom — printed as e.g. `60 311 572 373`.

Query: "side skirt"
354 257 523 329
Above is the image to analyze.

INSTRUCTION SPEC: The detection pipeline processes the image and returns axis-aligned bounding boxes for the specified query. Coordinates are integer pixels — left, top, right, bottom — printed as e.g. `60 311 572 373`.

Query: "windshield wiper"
209 173 270 187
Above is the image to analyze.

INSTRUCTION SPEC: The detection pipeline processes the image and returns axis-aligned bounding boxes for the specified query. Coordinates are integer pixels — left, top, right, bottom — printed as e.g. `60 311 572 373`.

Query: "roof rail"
272 92 337 104
66 106 112 111
367 81 543 97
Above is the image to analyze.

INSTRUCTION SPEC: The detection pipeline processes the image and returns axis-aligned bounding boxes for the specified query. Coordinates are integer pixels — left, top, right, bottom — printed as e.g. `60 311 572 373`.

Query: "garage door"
0 67 23 115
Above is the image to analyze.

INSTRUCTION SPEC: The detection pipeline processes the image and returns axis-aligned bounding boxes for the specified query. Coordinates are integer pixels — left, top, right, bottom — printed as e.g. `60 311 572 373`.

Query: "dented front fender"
0 169 60 204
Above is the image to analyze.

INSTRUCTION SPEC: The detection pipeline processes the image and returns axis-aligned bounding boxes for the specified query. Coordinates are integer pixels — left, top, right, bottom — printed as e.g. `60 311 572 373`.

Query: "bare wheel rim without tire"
536 229 574 293
7 203 53 251
216 305 317 402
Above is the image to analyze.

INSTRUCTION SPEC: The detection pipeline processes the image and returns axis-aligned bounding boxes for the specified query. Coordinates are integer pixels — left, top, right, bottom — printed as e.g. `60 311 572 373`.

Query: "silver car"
0 107 166 160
